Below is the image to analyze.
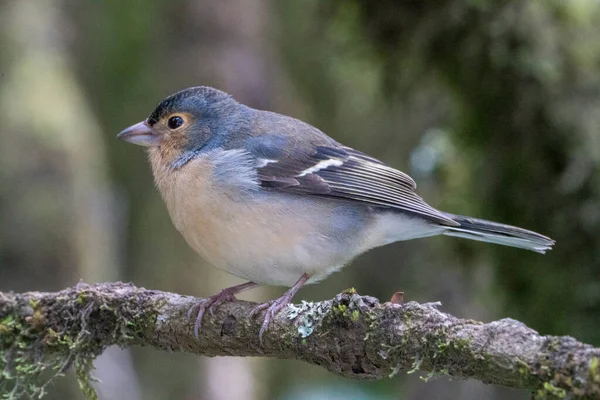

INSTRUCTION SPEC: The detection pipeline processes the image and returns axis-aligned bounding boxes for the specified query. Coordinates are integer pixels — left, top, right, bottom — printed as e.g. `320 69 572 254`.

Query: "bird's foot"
249 273 310 345
249 292 296 345
188 281 258 339
187 288 239 339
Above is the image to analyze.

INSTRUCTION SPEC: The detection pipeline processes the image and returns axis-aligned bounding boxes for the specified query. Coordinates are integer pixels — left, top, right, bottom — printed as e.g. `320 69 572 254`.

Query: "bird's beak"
117 121 162 147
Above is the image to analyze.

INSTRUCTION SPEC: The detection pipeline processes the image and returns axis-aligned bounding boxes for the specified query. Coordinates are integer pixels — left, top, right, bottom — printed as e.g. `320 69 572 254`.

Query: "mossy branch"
1 282 599 399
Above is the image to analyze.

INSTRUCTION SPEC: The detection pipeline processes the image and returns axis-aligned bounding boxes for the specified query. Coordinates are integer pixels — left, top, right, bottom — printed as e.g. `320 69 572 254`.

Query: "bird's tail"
442 213 555 254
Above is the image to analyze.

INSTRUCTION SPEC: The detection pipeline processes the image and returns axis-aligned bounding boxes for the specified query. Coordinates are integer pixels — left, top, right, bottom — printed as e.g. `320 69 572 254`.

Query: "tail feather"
443 213 555 254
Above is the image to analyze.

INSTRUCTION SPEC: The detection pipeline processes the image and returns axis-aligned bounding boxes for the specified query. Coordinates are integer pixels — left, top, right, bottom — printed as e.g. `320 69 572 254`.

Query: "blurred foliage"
1 0 599 399
326 0 600 343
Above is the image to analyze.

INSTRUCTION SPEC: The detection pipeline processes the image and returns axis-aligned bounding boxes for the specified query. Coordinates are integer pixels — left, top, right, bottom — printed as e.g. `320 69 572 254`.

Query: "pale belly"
170 191 371 286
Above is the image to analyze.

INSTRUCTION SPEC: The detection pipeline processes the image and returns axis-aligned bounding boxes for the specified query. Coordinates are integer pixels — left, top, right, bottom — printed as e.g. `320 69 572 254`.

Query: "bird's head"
117 86 242 166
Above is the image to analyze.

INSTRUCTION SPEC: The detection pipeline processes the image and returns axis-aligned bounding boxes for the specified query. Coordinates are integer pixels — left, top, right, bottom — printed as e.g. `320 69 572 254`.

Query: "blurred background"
1 0 599 399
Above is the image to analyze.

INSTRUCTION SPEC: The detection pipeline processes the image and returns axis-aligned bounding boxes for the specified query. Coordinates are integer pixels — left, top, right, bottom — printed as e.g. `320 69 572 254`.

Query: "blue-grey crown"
147 86 234 126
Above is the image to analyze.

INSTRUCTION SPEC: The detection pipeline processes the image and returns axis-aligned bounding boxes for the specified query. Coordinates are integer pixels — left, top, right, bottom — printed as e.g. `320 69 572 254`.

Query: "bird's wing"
246 134 457 226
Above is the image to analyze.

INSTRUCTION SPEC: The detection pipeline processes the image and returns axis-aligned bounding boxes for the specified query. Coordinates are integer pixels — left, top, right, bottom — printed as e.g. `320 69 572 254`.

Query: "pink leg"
250 273 310 345
188 281 259 339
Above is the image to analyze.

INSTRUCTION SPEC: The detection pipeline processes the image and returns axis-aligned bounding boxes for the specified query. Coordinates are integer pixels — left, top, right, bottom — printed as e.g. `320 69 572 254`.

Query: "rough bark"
1 283 599 399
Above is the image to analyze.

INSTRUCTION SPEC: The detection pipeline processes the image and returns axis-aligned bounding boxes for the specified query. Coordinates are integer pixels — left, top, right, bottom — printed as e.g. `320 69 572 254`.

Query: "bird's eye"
167 116 184 130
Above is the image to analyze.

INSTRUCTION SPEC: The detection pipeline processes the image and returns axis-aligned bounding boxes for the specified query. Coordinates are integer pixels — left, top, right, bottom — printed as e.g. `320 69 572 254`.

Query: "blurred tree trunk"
0 1 141 399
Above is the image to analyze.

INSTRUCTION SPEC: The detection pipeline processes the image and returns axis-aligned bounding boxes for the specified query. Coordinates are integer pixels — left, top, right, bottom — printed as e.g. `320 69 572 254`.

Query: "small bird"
117 86 555 343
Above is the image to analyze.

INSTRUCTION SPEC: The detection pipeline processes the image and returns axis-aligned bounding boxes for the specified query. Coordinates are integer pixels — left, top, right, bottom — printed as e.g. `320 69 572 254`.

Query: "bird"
117 86 555 343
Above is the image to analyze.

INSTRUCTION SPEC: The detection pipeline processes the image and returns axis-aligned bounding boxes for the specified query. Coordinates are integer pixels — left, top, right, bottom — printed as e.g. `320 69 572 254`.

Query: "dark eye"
167 116 184 130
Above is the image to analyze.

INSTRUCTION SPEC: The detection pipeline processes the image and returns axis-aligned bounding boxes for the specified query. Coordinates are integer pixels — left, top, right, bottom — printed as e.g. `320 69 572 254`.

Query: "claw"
255 297 295 344
252 273 310 345
192 303 209 339
249 301 272 317
186 302 199 320
187 281 259 339
188 292 237 339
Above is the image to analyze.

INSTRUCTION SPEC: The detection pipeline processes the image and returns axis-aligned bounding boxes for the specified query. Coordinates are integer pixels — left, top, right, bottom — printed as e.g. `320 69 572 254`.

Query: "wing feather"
256 144 457 226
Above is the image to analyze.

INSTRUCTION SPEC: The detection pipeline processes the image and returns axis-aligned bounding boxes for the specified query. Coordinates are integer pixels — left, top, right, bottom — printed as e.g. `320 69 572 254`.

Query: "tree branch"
1 282 599 399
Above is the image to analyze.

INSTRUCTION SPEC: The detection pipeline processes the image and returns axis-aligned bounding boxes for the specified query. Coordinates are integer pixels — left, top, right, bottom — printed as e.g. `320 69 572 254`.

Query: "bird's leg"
250 273 310 345
188 281 259 339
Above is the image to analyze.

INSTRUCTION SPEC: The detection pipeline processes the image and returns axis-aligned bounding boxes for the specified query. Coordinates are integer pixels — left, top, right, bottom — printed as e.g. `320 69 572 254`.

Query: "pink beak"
117 121 162 147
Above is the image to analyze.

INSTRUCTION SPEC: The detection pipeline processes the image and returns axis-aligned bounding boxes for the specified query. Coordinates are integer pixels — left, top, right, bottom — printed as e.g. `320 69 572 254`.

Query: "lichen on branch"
1 282 599 399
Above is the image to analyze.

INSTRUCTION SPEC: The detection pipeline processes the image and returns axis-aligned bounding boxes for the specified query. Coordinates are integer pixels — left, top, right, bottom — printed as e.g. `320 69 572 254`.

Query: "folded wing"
255 142 457 226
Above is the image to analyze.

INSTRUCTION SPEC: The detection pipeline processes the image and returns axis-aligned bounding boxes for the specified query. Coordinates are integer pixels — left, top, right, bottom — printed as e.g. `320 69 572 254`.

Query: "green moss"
0 310 65 399
388 365 400 378
366 309 379 330
76 358 99 400
281 331 295 346
589 357 600 383
341 287 357 295
0 287 159 399
0 315 15 337
516 358 530 378
333 304 349 317
430 329 473 361
451 337 471 352
537 382 567 399
401 311 413 327
362 309 380 341
420 368 450 382
546 337 561 352
325 295 371 332
407 356 422 374
76 294 87 305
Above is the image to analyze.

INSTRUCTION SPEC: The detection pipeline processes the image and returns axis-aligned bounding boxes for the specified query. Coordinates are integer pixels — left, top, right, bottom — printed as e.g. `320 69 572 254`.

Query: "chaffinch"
117 86 554 343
